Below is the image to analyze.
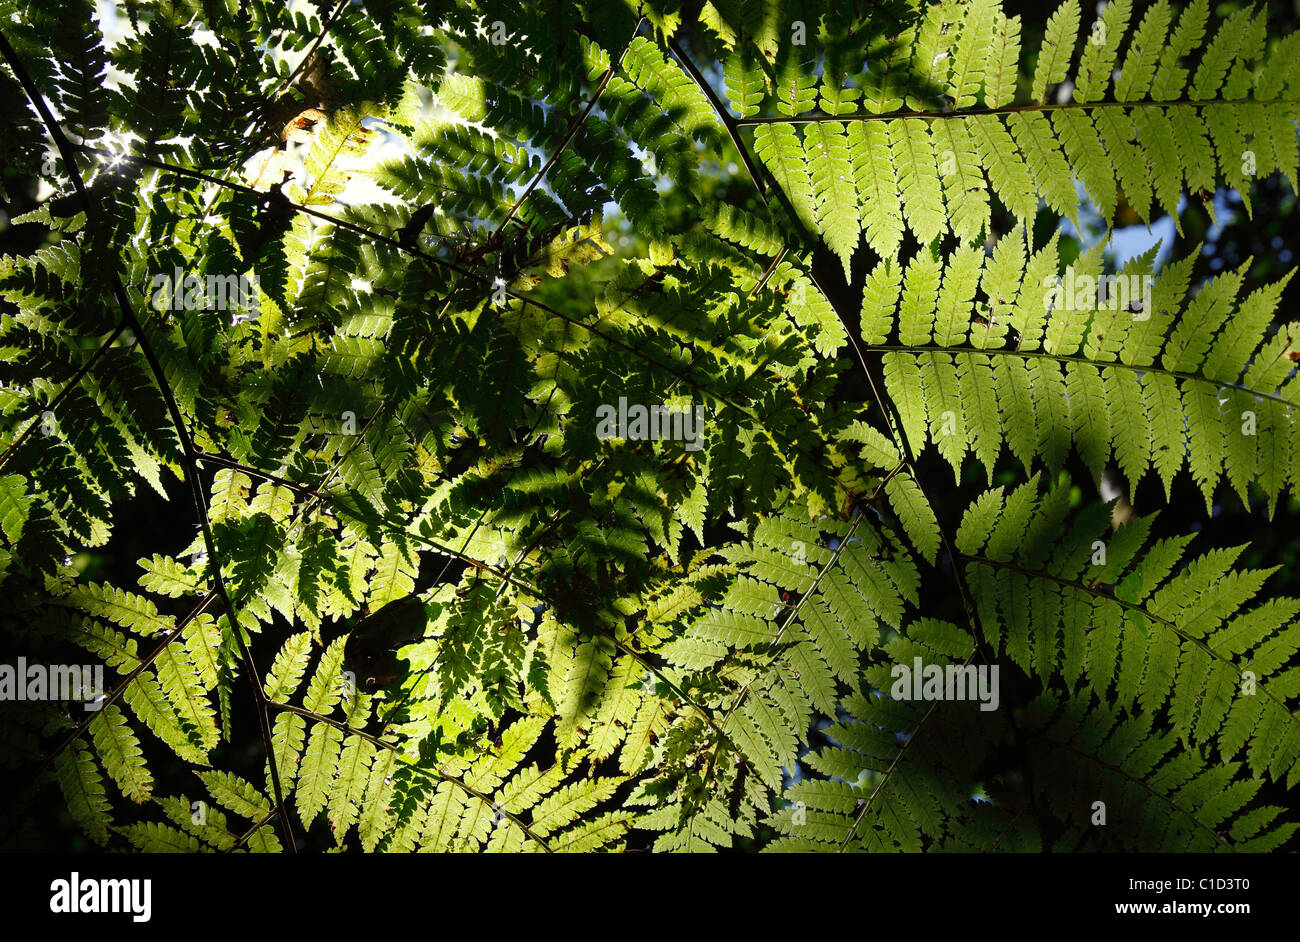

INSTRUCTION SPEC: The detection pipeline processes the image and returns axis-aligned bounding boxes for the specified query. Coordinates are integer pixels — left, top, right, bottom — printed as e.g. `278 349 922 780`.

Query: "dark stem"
733 95 1300 125
263 700 555 852
489 14 644 241
0 27 296 852
0 322 126 473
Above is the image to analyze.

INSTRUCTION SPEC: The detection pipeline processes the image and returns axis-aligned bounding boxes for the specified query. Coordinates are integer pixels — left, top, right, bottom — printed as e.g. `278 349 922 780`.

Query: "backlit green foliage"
1 0 1298 853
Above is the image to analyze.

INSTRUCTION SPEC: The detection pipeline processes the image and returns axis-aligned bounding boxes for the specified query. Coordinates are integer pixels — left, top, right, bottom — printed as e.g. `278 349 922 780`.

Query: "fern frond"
960 477 1300 787
864 240 1297 507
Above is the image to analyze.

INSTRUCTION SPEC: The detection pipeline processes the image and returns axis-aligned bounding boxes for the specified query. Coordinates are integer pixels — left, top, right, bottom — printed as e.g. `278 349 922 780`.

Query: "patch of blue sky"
1059 180 1173 268
1059 181 1252 272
